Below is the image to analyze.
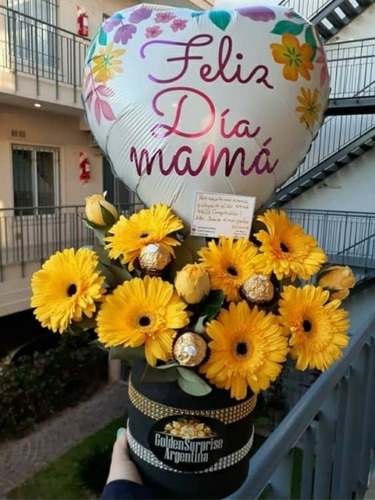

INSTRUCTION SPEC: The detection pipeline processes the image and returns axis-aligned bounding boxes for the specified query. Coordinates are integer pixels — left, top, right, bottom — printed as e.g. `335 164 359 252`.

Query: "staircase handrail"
231 310 375 499
336 231 375 256
278 0 333 21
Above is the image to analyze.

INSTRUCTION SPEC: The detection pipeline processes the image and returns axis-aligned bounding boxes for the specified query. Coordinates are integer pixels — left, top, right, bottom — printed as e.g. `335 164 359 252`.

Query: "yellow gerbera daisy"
279 285 350 371
105 204 184 271
271 33 314 82
255 210 327 281
197 237 263 302
91 42 126 83
200 301 288 399
31 248 105 334
96 275 189 366
296 87 322 130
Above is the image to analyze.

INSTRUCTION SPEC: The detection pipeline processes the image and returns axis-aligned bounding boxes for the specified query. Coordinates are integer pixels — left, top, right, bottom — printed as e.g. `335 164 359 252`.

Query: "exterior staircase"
280 0 375 41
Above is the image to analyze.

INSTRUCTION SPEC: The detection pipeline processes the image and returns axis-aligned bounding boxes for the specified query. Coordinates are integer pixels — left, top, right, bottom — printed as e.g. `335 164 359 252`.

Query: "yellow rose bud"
330 288 350 301
318 265 356 291
85 193 119 227
175 263 211 304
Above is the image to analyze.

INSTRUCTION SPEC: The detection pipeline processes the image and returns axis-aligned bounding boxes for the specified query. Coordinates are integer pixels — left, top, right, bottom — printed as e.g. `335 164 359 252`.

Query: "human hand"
106 428 143 485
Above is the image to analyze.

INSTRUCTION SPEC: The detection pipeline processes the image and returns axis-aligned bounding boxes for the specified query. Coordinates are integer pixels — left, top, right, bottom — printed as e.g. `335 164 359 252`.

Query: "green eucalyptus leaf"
142 364 179 383
177 368 212 396
109 345 145 361
155 362 180 370
194 315 208 334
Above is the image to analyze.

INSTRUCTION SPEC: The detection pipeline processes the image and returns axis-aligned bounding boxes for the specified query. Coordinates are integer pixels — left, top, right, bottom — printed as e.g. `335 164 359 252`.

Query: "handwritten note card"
191 192 256 239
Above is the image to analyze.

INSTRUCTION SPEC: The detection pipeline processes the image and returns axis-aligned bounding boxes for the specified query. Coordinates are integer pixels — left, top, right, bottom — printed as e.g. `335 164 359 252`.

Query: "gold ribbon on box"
128 380 257 424
127 423 255 474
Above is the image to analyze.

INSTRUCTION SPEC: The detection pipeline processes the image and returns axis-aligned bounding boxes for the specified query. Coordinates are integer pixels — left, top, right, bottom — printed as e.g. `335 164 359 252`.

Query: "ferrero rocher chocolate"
173 332 207 367
241 274 274 303
139 243 171 273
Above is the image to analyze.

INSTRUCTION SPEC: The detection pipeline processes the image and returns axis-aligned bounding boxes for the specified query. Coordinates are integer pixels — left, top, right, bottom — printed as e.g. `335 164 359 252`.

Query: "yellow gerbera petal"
31 248 106 333
278 284 350 371
105 204 183 271
255 209 327 281
200 302 289 399
198 236 263 302
96 275 189 366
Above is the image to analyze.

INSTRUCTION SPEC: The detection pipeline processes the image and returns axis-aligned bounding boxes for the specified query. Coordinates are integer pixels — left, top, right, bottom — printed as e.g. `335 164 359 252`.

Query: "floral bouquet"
30 193 354 499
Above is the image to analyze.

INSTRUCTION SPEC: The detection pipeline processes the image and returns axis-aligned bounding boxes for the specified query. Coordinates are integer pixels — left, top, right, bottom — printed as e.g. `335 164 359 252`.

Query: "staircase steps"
268 125 375 207
290 0 375 41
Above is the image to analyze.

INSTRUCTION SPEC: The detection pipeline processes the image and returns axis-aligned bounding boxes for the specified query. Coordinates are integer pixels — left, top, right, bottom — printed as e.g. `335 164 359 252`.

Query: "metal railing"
1 205 374 282
0 202 144 281
285 209 375 282
279 0 331 20
232 310 375 499
326 38 375 100
0 6 89 101
280 113 375 190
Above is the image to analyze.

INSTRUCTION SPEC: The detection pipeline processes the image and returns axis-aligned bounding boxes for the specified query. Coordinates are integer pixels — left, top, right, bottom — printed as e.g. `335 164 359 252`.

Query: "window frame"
12 143 60 216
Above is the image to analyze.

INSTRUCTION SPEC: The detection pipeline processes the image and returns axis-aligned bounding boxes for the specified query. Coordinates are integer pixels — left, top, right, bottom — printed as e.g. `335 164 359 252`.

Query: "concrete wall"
0 104 102 208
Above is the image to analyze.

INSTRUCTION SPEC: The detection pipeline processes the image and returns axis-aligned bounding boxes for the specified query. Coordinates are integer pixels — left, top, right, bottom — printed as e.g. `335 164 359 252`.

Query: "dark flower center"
303 320 312 333
236 342 248 356
139 316 151 327
67 284 77 296
280 242 289 253
227 266 238 276
140 233 149 238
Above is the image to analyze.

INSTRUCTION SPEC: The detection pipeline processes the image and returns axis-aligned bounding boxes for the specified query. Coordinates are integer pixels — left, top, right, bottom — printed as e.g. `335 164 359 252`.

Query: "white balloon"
83 3 329 227
214 0 279 9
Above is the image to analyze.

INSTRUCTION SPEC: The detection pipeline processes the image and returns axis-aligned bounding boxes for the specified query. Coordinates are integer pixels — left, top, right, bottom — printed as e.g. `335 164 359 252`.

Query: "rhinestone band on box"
127 423 255 474
128 380 257 424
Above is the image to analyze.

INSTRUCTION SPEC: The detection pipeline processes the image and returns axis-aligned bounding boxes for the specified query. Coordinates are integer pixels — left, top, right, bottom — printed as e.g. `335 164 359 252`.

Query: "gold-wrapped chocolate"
173 332 207 367
138 243 171 273
241 274 274 303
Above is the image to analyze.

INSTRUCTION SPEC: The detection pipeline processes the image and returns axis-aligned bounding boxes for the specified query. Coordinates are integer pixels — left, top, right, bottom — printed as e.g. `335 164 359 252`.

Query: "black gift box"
127 361 257 499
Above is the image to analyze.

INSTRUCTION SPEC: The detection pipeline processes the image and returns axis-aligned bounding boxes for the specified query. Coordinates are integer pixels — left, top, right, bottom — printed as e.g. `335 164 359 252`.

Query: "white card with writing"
190 192 256 239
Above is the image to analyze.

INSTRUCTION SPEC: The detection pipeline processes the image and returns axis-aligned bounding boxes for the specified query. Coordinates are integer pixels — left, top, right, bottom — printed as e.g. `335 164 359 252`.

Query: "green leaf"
305 25 317 61
176 367 212 396
73 316 97 331
155 362 180 370
208 10 231 31
199 290 224 320
194 315 208 334
142 364 179 383
100 204 118 228
82 219 107 243
109 345 145 361
271 20 304 36
98 27 108 46
102 263 132 284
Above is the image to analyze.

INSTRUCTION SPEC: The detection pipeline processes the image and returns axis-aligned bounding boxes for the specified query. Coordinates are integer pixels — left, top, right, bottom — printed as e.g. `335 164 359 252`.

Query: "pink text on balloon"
141 34 274 88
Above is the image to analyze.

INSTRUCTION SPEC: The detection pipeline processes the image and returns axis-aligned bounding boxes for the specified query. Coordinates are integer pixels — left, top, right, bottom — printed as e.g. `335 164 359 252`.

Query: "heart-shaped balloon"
83 3 329 225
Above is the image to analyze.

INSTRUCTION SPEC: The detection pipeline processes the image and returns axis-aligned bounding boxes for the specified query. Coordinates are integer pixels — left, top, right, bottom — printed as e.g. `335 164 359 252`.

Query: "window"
8 0 58 72
12 145 60 215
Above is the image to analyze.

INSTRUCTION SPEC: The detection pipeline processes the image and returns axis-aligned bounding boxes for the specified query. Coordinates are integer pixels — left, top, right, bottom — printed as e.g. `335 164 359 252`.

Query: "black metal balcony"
0 6 89 102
